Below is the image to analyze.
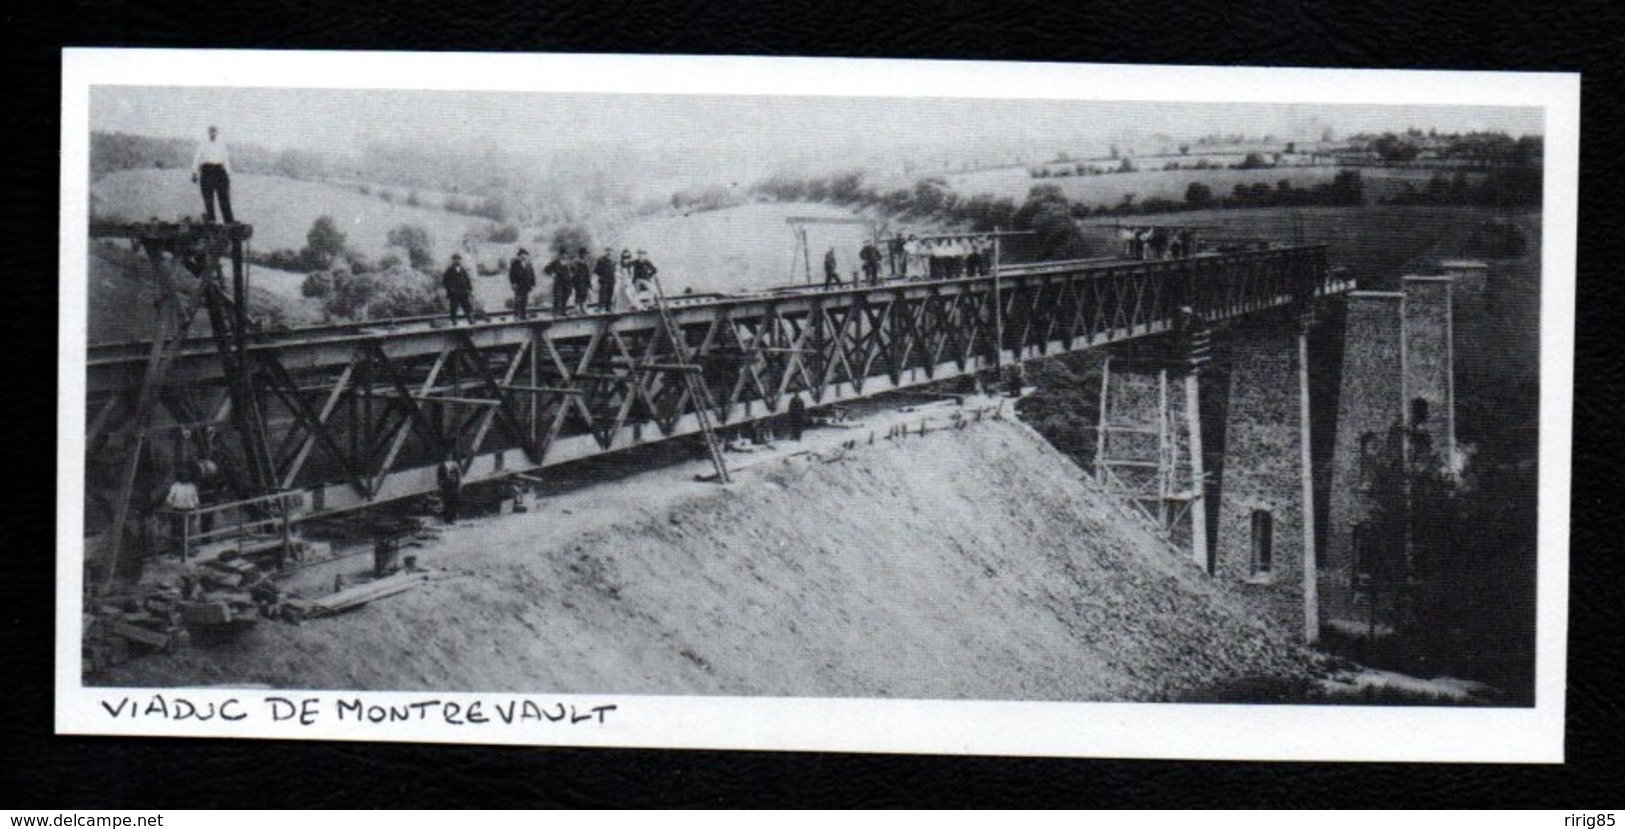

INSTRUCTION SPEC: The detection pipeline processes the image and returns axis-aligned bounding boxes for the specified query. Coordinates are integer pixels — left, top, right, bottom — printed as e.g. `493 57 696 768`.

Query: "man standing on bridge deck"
859 239 882 285
191 126 234 224
544 250 570 316
965 238 985 277
508 248 536 320
571 248 593 314
631 250 658 308
888 233 905 277
902 234 920 279
442 253 474 325
594 247 618 312
823 247 841 289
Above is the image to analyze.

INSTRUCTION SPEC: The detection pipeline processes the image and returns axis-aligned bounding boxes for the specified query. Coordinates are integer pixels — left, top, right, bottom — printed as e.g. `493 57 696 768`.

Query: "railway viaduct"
79 220 1463 643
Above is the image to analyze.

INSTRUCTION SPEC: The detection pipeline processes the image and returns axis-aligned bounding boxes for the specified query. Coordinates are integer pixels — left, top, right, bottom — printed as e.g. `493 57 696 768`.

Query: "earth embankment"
99 412 1321 700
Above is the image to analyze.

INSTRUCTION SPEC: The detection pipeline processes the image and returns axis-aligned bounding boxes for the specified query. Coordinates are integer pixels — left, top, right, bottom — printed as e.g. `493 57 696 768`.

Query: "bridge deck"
83 245 1350 521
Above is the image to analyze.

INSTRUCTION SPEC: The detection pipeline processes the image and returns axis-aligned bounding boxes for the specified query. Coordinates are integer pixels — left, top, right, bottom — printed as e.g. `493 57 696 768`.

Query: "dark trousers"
513 289 531 320
824 270 841 289
199 164 234 224
553 280 570 315
575 276 592 308
598 278 615 311
863 262 879 284
440 484 461 523
448 293 474 324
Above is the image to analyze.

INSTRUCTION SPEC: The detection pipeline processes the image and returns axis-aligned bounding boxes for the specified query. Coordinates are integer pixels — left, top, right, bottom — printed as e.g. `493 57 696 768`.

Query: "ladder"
650 278 731 483
100 252 197 592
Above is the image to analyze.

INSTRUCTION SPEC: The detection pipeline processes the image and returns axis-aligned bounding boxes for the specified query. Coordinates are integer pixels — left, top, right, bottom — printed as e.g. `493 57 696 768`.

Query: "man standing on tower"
191 125 234 224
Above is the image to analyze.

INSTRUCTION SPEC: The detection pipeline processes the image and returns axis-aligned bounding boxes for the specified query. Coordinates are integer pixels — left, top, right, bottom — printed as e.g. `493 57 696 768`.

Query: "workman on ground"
436 454 463 525
163 470 201 557
508 248 536 320
442 253 475 325
788 396 807 441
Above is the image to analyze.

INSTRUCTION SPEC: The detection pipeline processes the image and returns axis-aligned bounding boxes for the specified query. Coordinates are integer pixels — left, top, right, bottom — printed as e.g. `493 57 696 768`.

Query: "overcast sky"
91 86 1543 163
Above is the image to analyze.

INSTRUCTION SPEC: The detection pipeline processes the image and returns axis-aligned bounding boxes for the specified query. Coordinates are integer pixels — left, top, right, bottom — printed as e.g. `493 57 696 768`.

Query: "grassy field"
614 201 927 295
86 167 907 336
1081 205 1538 291
92 169 515 267
87 241 321 344
946 164 1460 209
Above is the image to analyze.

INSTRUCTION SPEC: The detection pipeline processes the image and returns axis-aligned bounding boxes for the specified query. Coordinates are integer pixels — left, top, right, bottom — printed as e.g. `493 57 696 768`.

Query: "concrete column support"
1401 276 1457 472
1325 291 1405 628
1215 316 1312 637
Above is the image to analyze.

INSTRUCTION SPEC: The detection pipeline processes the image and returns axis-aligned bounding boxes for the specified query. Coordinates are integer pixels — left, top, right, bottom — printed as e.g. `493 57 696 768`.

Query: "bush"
253 247 323 273
368 265 448 319
551 225 593 256
300 270 334 300
488 224 520 244
304 215 347 267
1234 152 1271 170
386 224 435 270
1185 182 1216 209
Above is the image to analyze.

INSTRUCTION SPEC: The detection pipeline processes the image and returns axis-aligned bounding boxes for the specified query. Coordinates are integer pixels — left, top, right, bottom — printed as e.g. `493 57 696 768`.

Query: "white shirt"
193 138 232 174
165 481 200 511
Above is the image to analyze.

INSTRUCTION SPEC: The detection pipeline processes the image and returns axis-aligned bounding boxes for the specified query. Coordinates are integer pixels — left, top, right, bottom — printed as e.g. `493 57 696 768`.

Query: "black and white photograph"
57 51 1576 761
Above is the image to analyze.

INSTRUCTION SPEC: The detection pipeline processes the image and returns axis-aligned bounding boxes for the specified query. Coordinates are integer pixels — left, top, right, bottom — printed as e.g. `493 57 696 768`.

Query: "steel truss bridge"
83 222 1350 538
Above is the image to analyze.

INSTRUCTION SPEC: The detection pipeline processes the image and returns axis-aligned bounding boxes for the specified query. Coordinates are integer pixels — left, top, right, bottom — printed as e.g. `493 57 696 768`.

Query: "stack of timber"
82 547 304 674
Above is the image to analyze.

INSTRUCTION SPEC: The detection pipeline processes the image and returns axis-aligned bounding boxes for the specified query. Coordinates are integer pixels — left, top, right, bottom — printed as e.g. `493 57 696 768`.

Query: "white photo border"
57 48 1578 762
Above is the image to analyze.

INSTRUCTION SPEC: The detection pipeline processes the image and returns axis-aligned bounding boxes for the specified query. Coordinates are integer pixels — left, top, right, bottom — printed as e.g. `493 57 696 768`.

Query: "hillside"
1081 205 1537 290
87 241 320 344
91 169 500 265
94 412 1322 701
614 202 923 296
946 164 1457 209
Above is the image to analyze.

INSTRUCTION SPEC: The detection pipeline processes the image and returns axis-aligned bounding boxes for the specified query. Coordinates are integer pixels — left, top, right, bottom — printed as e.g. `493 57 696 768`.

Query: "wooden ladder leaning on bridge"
649 277 731 484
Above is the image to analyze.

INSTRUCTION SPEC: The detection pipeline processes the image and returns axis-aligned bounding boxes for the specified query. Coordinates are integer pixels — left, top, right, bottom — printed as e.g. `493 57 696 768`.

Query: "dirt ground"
94 397 1326 701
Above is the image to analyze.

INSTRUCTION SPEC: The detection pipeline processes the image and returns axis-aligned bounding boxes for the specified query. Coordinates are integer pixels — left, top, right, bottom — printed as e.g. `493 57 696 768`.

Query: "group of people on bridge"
1117 226 1196 261
821 233 995 289
441 246 662 325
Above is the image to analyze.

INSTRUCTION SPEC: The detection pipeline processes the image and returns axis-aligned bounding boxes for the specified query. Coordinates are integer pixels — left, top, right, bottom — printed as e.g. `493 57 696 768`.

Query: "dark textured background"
7 0 1620 807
